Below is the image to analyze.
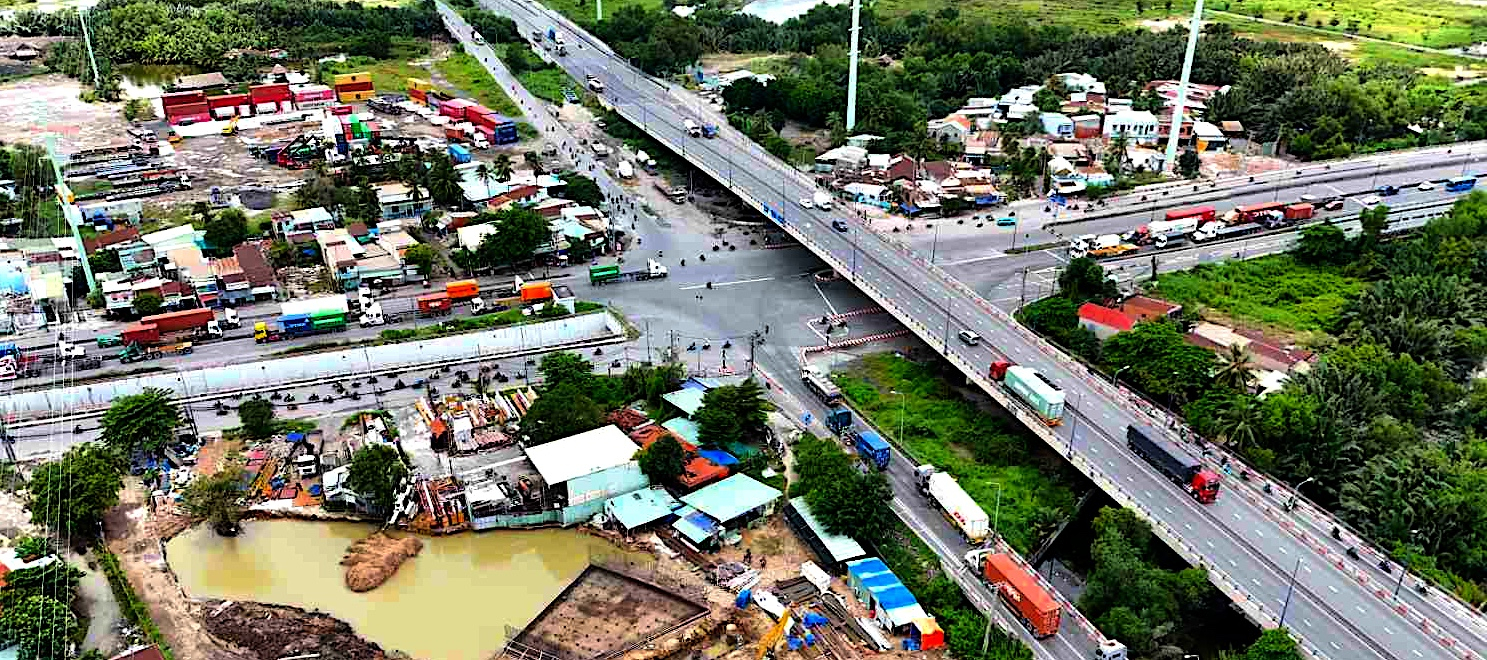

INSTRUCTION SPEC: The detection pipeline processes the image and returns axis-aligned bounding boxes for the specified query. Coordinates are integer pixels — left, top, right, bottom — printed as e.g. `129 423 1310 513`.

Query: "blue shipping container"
853 430 891 470
448 144 471 163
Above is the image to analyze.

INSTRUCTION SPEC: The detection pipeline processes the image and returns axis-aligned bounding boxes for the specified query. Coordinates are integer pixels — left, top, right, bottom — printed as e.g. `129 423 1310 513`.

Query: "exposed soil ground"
0 75 127 151
341 532 423 592
200 600 398 660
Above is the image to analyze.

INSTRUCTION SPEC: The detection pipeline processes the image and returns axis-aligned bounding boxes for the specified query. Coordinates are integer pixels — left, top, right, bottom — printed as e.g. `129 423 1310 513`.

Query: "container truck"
1163 205 1216 225
446 279 480 300
1069 234 1135 259
801 366 842 404
1192 221 1263 243
1448 175 1477 192
118 341 193 363
1126 216 1199 245
684 119 701 137
221 307 241 329
1126 424 1222 503
915 465 989 542
654 181 687 203
139 309 223 342
852 430 890 470
589 259 668 285
359 301 386 327
617 161 634 179
418 292 453 317
448 143 471 164
989 361 1065 425
825 406 852 435
255 297 349 342
979 553 1060 638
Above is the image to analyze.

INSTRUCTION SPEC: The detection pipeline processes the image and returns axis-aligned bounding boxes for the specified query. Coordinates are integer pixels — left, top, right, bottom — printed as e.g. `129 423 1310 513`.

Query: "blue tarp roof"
873 585 918 610
681 473 782 523
848 557 890 578
672 505 719 544
698 449 738 466
862 573 899 589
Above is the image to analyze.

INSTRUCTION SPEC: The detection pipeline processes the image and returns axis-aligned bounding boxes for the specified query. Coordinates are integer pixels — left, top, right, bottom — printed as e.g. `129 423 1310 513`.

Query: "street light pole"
891 390 905 440
989 481 1003 542
1279 557 1303 628
1394 529 1419 597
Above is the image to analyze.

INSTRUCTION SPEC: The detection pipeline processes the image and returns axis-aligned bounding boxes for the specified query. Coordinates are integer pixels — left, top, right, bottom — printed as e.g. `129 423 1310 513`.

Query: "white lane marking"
678 276 776 290
1278 546 1287 555
1328 584 1340 594
1356 605 1367 614
1304 618 1314 628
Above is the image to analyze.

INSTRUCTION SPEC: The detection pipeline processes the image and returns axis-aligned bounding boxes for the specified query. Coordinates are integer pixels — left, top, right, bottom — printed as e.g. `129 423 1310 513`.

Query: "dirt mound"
341 532 423 592
202 600 391 660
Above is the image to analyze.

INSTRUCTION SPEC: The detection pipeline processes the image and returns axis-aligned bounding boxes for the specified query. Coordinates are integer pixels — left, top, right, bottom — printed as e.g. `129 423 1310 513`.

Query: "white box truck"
916 465 990 542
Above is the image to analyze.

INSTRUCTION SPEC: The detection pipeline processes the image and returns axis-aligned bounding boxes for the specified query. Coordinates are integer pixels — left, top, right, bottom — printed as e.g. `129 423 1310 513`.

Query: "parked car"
1323 198 1346 211
831 219 849 232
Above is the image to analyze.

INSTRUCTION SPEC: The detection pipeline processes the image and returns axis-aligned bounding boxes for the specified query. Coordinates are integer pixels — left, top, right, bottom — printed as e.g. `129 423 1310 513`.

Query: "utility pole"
46 136 95 294
77 7 102 93
1279 557 1303 627
845 0 861 131
1018 267 1029 308
645 319 652 365
1163 0 1204 173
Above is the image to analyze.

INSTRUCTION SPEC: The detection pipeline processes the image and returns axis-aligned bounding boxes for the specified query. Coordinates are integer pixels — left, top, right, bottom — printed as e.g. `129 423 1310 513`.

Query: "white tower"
845 0 861 131
1163 0 1204 173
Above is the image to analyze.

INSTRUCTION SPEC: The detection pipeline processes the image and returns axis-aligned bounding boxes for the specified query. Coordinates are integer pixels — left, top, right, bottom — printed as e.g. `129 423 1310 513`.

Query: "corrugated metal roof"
525 425 638 485
788 497 866 563
680 473 780 523
662 418 700 446
671 505 718 544
662 388 705 415
606 487 680 529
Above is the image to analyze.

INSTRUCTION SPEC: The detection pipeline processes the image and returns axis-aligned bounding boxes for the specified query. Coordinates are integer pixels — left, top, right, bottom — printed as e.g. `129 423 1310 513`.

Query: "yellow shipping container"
407 78 433 92
337 89 376 102
332 72 372 86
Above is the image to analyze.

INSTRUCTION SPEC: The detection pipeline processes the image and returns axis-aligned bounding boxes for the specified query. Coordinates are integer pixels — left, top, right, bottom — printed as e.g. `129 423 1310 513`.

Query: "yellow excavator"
755 607 794 660
222 116 239 136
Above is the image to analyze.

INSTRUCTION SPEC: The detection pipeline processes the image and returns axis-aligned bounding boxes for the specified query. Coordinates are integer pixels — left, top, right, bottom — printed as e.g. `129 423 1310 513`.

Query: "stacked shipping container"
291 84 336 109
206 93 251 119
407 78 433 106
163 91 210 125
333 72 375 103
249 83 294 114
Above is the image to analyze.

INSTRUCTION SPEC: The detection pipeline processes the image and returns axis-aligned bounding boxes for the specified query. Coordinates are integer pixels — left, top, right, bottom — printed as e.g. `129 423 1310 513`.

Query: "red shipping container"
141 308 216 333
982 554 1060 638
162 91 206 108
168 112 211 126
440 105 466 121
207 93 249 109
466 104 494 117
334 80 375 93
166 101 210 117
409 89 427 101
249 83 292 104
331 105 354 116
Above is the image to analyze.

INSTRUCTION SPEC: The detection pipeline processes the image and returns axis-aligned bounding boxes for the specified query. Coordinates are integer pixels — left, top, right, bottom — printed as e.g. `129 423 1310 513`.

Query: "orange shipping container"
520 282 553 302
982 553 1060 638
446 279 480 300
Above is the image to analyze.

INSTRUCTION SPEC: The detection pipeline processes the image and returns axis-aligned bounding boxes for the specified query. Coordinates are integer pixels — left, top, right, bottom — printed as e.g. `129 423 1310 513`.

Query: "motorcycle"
1346 547 1361 560
1379 560 1392 573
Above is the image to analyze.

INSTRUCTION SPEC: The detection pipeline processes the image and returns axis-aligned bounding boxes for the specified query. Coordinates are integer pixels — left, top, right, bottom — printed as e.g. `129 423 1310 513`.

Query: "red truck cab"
1191 469 1222 503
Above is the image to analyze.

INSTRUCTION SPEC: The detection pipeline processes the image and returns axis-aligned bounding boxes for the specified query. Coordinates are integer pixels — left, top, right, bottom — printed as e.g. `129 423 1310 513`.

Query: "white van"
957 330 982 346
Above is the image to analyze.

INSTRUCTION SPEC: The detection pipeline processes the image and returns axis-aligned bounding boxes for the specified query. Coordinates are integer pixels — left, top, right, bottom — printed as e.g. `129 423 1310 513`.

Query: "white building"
1103 110 1160 145
927 116 972 144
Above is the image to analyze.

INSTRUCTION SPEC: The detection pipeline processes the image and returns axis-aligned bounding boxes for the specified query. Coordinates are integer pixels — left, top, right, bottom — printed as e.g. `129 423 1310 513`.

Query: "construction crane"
755 607 794 660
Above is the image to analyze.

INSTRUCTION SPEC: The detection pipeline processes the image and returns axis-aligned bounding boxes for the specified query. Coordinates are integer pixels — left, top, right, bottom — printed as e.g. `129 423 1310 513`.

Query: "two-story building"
375 182 434 220
1103 110 1160 145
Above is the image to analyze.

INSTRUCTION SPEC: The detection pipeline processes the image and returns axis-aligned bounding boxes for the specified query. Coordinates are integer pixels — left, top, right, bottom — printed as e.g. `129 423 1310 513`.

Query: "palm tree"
492 153 514 182
474 162 495 199
1216 395 1261 453
1215 344 1257 392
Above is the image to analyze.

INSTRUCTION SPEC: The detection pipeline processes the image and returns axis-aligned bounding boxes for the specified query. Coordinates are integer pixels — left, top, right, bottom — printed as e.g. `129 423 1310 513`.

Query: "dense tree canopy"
100 387 179 456
29 443 123 538
346 444 408 514
695 380 769 448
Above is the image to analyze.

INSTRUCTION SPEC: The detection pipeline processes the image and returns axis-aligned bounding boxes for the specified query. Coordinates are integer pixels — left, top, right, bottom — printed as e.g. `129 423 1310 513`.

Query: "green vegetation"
792 434 895 540
836 353 1079 554
1079 507 1222 655
181 467 248 536
434 51 521 118
0 144 63 239
1204 0 1487 49
100 387 179 456
347 443 408 513
517 68 574 104
1146 254 1366 335
538 0 663 25
29 443 123 539
695 379 769 448
449 207 554 272
237 398 277 440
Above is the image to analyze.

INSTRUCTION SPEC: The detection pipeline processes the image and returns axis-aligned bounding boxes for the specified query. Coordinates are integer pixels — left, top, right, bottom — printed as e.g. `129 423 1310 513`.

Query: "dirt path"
103 481 256 660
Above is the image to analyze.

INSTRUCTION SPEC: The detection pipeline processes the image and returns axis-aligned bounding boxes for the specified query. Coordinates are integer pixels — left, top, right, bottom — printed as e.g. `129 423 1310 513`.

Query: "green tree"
0 594 78 660
539 351 595 391
1244 629 1305 660
522 382 606 445
181 466 247 536
560 173 604 207
204 207 250 255
1214 344 1257 391
807 470 894 540
426 155 464 206
132 292 163 316
1057 257 1117 303
346 444 408 514
100 387 178 456
88 249 122 273
637 435 686 484
1216 394 1262 452
1177 149 1201 178
1293 222 1349 266
492 153 514 182
1102 320 1218 405
1358 203 1389 252
403 243 436 276
1 561 82 606
1031 87 1063 113
474 162 497 199
238 398 276 440
695 380 768 448
28 444 122 538
477 208 551 269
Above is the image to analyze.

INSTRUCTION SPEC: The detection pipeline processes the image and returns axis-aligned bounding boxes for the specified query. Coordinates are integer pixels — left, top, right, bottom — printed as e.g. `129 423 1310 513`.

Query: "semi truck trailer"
915 465 989 542
589 259 669 285
852 430 890 470
978 552 1060 638
801 366 842 404
1126 424 1222 503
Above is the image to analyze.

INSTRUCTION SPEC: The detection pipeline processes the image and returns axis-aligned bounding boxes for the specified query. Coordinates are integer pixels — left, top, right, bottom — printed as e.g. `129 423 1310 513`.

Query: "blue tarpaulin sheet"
699 449 739 466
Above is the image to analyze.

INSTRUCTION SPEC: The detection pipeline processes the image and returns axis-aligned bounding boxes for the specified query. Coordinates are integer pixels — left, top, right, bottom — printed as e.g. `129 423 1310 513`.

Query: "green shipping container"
1004 366 1065 422
589 264 620 284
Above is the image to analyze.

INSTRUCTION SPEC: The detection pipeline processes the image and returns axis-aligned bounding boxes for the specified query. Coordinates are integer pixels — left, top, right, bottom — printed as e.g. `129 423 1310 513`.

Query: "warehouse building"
784 497 866 573
525 425 648 526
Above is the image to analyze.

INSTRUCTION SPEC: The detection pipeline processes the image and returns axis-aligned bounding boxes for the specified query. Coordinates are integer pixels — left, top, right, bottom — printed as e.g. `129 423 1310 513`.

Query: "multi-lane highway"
456 4 1487 659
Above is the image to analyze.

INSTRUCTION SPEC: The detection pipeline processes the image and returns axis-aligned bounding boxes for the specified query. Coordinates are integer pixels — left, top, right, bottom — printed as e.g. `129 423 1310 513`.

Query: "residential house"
961 133 1001 164
1077 303 1134 340
1071 114 1103 140
1047 142 1092 167
604 486 684 535
165 246 217 307
814 145 869 174
998 85 1042 110
159 280 190 308
1192 120 1227 151
1120 295 1181 322
1039 113 1074 139
1056 73 1105 94
212 256 251 306
84 226 142 256
927 115 972 144
844 182 890 205
1188 322 1315 376
673 474 782 550
457 223 498 251
276 207 336 242
845 134 883 150
523 425 648 526
233 243 278 301
560 205 606 231
1103 110 1160 145
882 155 918 185
375 182 434 221
1125 147 1166 173
555 220 606 258
532 198 575 219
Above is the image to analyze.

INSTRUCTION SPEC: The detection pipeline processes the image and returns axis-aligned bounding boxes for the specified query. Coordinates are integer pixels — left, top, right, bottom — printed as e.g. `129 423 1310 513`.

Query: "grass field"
539 0 663 25
433 52 522 117
1144 254 1365 335
517 68 573 103
836 353 1080 555
320 55 430 94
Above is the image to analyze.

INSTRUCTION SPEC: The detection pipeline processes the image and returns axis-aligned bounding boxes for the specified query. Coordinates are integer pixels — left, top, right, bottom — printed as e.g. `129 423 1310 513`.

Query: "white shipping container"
926 472 989 541
238 104 252 116
256 102 279 114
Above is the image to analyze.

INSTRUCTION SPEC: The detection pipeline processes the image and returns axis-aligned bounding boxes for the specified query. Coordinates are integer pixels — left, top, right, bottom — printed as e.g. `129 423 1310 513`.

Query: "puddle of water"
167 519 621 660
117 64 203 99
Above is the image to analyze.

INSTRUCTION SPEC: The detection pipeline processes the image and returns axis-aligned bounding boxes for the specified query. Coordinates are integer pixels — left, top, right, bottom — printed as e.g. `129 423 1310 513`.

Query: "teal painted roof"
681 473 781 523
606 487 681 529
662 418 701 446
662 388 705 416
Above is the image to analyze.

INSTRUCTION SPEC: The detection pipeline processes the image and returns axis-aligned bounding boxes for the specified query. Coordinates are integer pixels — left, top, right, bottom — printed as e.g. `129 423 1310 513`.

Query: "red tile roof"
1120 295 1180 322
233 244 275 287
1078 303 1135 332
110 646 167 660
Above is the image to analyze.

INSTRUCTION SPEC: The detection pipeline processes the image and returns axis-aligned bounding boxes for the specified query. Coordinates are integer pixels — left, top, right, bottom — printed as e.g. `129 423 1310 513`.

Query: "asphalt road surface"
460 4 1487 658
